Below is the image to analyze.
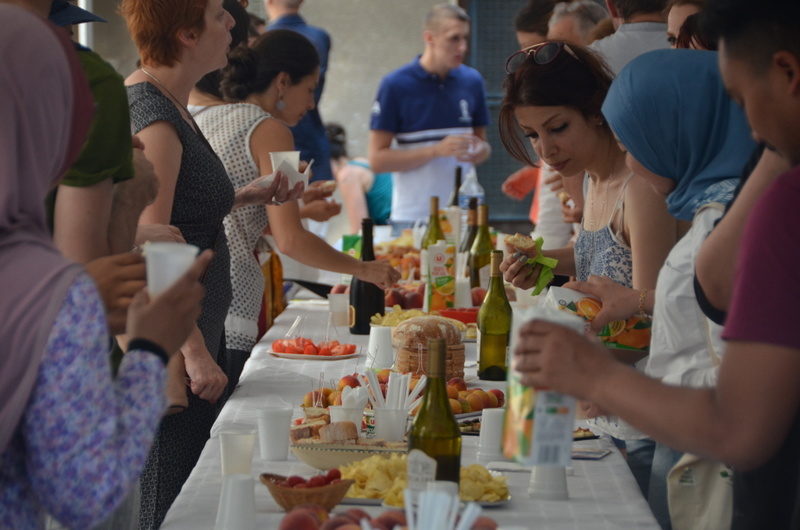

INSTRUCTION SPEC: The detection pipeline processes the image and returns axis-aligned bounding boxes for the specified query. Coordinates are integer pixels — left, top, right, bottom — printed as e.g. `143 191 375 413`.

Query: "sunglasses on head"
505 41 581 74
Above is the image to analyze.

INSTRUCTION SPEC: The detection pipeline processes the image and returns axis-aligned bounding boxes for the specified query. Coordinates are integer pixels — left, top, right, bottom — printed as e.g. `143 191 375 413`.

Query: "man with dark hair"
265 0 332 183
369 4 491 232
514 0 557 48
590 0 670 73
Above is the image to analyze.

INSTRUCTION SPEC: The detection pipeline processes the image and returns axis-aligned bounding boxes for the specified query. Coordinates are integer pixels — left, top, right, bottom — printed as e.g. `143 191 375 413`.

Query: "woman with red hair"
121 0 302 526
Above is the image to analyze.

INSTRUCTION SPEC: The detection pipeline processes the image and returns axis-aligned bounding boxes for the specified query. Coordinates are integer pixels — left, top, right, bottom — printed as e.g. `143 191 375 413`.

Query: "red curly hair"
120 0 209 67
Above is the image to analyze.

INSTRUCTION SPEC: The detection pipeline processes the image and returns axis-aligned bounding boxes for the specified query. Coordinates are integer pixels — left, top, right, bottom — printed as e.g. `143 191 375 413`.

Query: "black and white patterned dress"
193 103 272 387
128 82 234 530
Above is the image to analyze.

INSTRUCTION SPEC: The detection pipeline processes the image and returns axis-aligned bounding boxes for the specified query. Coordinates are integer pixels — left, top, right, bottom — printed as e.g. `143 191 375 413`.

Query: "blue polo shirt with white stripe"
370 57 490 222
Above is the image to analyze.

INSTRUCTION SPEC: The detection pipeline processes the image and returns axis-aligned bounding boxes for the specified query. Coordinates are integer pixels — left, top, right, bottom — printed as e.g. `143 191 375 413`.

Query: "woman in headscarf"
515 49 757 528
0 6 209 529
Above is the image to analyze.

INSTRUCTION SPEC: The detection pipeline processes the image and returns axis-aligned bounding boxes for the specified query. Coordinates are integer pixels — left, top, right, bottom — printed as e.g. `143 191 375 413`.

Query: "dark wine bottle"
478 250 512 380
349 218 385 334
408 338 462 485
447 167 463 208
459 197 478 255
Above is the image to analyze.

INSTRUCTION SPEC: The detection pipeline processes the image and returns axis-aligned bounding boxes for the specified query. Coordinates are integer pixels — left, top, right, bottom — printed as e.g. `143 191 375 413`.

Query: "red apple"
279 510 320 530
302 390 328 408
337 375 361 392
488 388 505 407
384 288 404 308
471 287 487 306
448 377 467 392
307 475 327 488
376 368 392 385
403 290 424 309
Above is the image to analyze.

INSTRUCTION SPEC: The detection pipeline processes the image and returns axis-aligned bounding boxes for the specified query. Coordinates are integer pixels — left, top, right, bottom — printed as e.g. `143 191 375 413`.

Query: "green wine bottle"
469 204 493 289
408 338 462 485
478 250 512 381
421 196 445 250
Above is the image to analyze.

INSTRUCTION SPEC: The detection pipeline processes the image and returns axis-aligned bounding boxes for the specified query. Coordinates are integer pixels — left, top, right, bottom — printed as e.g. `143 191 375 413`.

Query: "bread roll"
392 316 462 350
319 421 359 443
505 232 536 251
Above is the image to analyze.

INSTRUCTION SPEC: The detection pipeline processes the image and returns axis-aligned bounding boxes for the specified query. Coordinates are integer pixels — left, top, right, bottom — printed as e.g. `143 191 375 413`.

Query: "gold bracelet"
638 288 649 317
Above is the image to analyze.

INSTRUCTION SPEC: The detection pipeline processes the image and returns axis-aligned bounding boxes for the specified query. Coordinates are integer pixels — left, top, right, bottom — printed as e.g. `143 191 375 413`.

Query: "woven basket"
260 473 355 512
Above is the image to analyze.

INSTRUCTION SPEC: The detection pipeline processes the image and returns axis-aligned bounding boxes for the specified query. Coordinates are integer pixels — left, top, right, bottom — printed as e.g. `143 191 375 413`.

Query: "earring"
276 97 285 111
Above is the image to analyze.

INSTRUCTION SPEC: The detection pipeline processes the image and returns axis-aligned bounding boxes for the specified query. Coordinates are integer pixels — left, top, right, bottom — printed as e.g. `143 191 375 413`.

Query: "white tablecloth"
161 301 659 529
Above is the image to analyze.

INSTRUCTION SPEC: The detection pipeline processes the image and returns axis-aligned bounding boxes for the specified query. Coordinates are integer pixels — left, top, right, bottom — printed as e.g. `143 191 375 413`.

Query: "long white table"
161 301 659 529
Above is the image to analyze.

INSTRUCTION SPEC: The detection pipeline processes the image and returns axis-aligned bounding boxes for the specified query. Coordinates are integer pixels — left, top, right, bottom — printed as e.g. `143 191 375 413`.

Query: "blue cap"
49 1 107 26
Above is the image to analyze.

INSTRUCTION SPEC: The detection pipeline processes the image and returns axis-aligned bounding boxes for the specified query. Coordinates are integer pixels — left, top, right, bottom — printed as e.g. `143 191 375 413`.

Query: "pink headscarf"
0 5 94 452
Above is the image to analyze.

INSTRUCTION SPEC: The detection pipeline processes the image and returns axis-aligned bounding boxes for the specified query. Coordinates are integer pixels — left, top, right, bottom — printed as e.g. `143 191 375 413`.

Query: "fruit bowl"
260 473 355 512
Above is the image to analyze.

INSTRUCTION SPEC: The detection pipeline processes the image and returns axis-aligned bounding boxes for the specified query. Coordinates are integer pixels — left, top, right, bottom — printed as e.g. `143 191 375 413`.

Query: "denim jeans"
648 442 684 529
612 436 656 499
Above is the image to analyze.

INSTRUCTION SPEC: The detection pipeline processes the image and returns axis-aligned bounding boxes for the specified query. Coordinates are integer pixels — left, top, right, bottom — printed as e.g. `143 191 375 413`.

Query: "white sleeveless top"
193 103 271 351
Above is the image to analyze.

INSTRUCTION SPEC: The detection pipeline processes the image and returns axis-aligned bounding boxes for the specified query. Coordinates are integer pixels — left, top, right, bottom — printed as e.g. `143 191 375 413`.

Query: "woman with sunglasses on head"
120 0 304 527
499 41 680 496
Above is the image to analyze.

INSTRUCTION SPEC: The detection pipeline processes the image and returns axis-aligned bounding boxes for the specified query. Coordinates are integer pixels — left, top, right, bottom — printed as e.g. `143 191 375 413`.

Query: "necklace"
588 169 616 231
140 67 220 159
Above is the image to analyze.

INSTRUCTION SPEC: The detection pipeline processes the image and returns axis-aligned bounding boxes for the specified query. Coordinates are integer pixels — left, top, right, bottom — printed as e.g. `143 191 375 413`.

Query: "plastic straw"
366 370 386 409
405 376 427 410
404 489 416 530
454 502 482 530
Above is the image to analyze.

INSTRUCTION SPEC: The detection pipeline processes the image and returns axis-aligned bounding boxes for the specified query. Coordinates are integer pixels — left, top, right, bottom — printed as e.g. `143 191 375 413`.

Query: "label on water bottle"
530 390 576 467
407 449 437 492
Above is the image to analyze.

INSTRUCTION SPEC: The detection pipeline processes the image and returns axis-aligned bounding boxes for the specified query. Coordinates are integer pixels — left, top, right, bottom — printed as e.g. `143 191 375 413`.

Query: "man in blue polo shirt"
266 0 332 183
369 3 491 231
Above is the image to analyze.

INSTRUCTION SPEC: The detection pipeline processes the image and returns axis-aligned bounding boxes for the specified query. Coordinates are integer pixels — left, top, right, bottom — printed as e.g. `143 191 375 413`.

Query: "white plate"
267 350 359 361
340 497 383 506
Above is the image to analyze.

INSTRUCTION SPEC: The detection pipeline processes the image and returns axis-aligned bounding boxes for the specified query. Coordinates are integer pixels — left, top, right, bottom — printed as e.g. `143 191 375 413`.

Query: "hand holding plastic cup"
219 428 256 475
269 151 300 172
256 406 293 461
143 242 200 296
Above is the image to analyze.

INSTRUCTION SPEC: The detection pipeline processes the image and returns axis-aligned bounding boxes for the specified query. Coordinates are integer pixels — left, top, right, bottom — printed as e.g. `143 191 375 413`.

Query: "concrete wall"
90 0 444 160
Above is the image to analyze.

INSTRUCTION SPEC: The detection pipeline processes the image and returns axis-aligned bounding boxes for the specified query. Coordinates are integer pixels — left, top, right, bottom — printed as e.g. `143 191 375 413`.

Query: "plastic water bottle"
458 166 485 231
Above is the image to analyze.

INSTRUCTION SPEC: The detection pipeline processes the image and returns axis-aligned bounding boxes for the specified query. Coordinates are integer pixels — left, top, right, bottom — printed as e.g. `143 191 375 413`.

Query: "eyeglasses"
505 41 581 74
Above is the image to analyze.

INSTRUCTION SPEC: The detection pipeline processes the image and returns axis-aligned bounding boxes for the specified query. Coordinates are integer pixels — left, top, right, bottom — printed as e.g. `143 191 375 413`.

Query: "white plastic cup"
328 406 364 435
256 407 293 461
477 407 506 464
454 277 472 308
328 293 349 326
214 474 257 530
368 325 394 369
528 465 568 500
219 429 256 475
374 408 407 442
269 150 300 172
143 242 199 296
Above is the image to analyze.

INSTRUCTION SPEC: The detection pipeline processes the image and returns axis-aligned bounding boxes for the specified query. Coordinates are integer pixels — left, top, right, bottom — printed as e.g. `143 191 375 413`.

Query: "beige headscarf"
0 5 93 452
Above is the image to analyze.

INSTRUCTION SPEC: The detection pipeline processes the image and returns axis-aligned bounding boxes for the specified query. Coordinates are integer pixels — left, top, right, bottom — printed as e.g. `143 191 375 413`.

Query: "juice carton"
503 306 583 466
543 286 651 352
425 241 456 311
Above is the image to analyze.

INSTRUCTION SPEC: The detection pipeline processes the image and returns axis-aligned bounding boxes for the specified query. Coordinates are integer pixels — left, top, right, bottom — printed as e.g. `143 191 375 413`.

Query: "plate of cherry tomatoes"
269 337 359 360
